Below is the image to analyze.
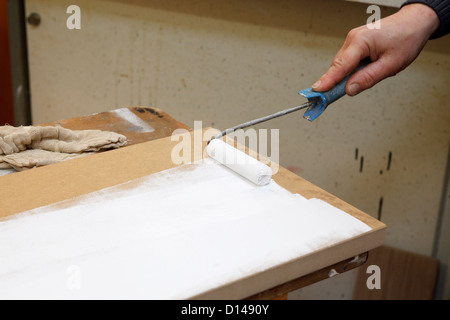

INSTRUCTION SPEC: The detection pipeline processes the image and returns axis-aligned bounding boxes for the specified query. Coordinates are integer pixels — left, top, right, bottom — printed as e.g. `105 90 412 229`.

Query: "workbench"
0 107 385 299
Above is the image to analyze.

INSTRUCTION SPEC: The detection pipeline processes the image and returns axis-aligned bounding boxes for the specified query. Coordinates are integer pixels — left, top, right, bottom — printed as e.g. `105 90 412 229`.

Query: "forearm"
397 3 440 43
402 0 450 38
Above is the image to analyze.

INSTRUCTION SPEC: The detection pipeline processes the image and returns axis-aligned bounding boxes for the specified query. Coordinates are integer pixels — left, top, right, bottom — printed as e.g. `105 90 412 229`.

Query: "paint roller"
207 139 272 186
207 59 371 186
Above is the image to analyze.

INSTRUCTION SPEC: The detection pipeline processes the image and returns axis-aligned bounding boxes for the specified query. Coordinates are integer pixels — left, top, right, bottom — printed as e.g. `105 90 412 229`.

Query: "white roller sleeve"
206 139 272 186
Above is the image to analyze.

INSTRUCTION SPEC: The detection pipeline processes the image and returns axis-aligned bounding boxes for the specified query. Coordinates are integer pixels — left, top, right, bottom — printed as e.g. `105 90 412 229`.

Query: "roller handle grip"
323 58 371 103
298 58 371 121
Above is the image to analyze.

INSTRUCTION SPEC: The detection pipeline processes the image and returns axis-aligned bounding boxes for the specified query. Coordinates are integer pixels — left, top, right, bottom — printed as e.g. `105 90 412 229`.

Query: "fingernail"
312 80 321 89
348 83 360 96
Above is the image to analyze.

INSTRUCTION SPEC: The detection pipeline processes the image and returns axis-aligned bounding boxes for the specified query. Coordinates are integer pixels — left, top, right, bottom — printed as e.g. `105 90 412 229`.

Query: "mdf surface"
0 129 385 299
43 106 191 145
0 109 379 298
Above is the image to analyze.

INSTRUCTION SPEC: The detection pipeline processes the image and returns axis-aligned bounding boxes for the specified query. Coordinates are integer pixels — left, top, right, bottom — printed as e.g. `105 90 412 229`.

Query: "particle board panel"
42 106 191 145
246 252 368 300
0 129 385 299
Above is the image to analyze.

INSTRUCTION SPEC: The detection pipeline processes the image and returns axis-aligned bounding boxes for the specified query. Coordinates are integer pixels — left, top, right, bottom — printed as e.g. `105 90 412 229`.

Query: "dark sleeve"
401 0 450 38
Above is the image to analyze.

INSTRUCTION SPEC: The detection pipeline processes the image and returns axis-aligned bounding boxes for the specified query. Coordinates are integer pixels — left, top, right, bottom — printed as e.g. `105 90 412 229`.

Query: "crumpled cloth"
0 125 127 171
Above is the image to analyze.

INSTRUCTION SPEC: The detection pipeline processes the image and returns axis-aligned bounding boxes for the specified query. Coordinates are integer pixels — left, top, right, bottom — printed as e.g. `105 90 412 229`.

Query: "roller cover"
206 139 272 186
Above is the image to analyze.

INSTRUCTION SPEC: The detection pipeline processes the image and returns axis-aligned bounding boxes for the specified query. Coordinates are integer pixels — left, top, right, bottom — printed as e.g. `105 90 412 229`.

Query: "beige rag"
0 125 127 171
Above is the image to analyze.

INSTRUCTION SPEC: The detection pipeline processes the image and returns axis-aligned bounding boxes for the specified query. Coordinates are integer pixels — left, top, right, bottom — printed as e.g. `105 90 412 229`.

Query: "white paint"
349 255 361 264
328 269 340 278
0 159 371 299
113 108 155 133
207 139 272 186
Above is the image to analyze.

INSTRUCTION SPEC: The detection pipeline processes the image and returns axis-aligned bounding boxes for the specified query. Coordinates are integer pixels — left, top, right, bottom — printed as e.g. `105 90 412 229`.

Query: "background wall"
345 0 404 7
23 0 450 298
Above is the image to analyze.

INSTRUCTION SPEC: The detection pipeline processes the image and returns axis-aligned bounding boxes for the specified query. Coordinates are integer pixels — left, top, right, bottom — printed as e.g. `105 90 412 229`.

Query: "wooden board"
42 106 191 146
246 252 369 300
0 129 386 299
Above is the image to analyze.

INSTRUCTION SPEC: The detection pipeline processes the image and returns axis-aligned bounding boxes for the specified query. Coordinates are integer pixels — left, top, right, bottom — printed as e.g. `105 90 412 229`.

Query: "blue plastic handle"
298 58 371 121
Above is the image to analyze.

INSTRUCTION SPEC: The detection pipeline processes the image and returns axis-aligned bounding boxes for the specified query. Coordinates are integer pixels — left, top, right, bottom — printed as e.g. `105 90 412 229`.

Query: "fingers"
312 28 370 91
311 5 433 97
313 28 370 92
312 53 360 92
346 56 402 96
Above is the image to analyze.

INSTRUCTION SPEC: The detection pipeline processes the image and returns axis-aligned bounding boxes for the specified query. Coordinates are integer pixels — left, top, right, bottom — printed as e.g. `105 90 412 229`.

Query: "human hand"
312 3 439 96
